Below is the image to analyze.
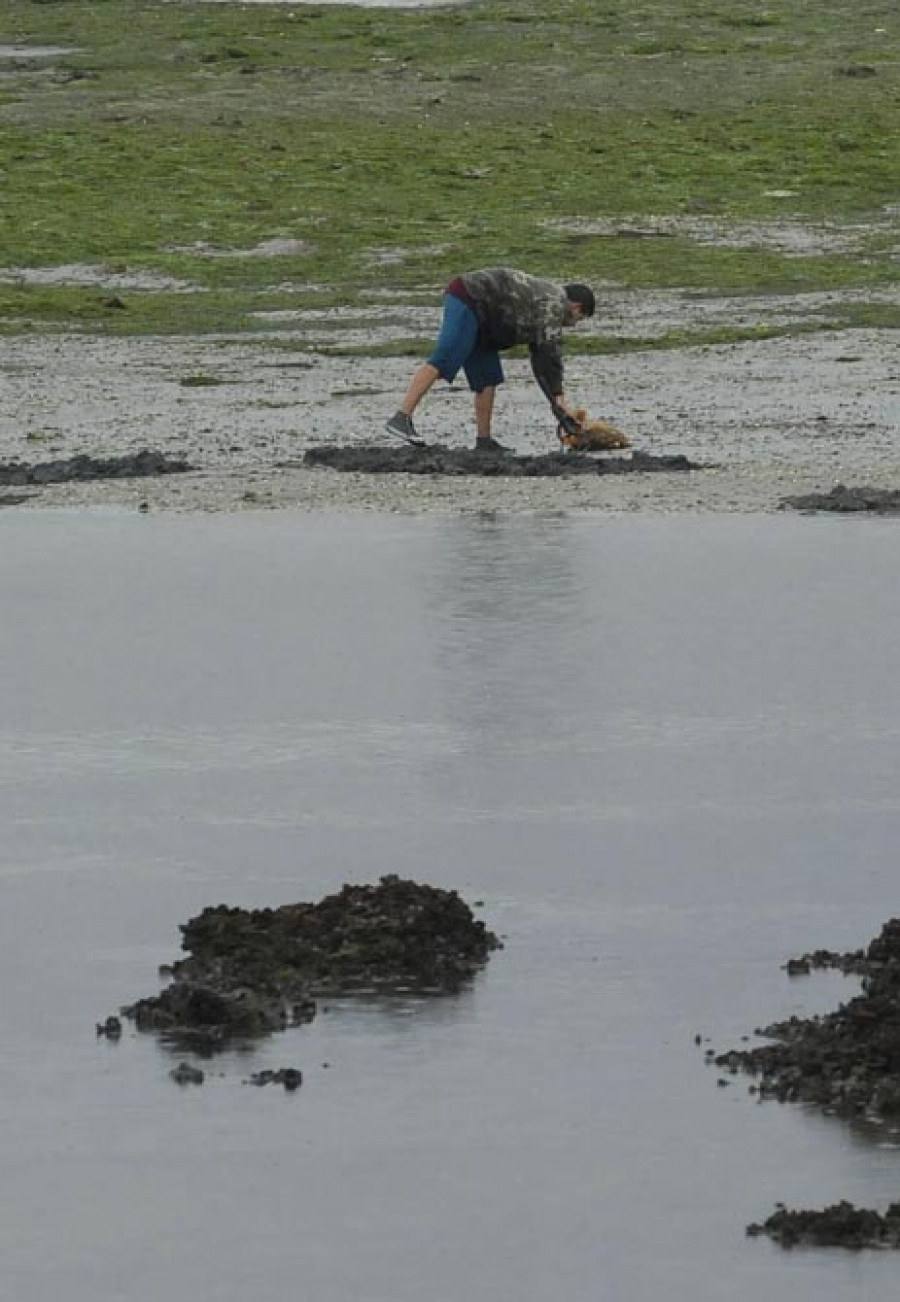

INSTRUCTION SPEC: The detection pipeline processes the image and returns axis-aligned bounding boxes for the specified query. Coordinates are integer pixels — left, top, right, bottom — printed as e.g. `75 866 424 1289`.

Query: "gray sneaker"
386 410 425 446
474 437 511 455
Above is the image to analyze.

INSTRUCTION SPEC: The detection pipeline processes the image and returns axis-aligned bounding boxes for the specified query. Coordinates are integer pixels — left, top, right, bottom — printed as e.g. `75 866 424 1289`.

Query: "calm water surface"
1 508 899 1301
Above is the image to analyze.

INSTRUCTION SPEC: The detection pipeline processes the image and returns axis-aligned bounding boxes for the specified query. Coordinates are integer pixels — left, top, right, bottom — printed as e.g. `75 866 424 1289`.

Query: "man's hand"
550 397 583 438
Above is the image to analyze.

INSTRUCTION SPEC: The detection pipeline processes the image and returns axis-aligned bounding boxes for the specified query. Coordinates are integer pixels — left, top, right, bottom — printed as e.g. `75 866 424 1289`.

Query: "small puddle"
0 264 196 293
0 45 80 60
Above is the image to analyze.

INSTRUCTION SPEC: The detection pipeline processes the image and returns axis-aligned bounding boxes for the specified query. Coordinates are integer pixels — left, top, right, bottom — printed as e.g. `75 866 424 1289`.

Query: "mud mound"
0 449 191 486
121 876 500 1052
781 484 900 514
302 444 701 477
747 1201 900 1249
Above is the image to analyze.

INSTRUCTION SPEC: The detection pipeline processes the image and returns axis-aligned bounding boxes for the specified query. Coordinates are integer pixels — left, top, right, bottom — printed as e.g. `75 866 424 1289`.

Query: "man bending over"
386 267 595 453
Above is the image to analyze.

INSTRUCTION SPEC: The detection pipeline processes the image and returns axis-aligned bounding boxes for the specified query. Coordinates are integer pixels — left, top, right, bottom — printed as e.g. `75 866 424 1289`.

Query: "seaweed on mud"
120 876 500 1053
0 449 191 486
302 444 702 477
780 484 900 514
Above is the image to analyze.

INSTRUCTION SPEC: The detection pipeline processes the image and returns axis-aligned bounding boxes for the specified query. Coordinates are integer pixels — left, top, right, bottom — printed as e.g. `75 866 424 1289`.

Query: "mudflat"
2 322 899 516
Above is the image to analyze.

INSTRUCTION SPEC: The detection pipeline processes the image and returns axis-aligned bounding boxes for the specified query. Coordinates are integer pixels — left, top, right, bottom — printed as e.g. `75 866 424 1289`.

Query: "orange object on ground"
557 408 630 451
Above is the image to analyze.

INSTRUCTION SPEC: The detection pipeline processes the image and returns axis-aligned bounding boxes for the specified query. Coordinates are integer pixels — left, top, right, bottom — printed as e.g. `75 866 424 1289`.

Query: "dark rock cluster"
0 449 191 486
170 1061 205 1086
714 919 900 1248
123 980 315 1053
302 444 701 477
120 876 499 1053
246 1068 303 1091
173 873 499 995
781 484 900 514
747 1201 900 1249
715 918 900 1118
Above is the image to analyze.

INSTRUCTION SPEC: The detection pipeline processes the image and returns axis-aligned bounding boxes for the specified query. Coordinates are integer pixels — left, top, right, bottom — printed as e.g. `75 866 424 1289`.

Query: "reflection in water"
405 512 900 842
316 983 477 1029
424 514 587 750
145 981 478 1067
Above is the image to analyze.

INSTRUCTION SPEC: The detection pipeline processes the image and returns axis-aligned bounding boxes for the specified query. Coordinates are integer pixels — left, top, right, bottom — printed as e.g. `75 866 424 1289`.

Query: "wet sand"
2 324 898 516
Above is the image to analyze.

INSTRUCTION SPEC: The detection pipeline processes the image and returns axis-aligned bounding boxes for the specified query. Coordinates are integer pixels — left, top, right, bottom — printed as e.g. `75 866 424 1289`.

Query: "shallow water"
2 508 900 1301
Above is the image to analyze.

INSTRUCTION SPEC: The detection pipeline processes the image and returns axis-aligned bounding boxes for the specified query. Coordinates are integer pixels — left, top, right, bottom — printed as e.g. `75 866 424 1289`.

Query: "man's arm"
529 339 563 399
530 343 582 434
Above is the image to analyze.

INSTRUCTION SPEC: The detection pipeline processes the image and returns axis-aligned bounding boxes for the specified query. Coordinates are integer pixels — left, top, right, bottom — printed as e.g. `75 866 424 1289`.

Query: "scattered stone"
246 1068 303 1091
747 1201 900 1249
302 444 702 478
0 449 191 487
780 484 900 514
121 876 499 1054
169 1062 205 1086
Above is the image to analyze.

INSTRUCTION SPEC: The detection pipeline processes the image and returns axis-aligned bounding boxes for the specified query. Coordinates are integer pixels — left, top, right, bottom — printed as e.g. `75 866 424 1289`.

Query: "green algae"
1 0 899 337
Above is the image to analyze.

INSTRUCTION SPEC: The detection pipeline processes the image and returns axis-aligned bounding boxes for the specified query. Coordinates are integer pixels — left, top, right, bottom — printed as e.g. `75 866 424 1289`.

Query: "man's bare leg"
386 363 439 444
400 363 440 416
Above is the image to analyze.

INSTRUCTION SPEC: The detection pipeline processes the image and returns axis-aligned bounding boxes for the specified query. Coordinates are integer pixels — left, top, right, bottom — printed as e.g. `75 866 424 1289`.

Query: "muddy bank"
302 444 702 477
0 449 190 487
781 484 900 514
120 876 499 1053
714 918 900 1247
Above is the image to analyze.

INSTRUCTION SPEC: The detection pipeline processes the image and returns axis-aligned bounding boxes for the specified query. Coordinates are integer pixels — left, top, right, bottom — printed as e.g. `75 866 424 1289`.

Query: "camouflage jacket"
459 267 569 397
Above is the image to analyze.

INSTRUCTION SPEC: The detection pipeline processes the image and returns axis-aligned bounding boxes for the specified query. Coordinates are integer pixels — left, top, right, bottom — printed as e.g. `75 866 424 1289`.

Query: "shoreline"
3 460 892 518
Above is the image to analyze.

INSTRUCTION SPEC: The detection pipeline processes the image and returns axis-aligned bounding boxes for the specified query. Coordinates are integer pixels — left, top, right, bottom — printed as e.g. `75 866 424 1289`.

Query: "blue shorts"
428 293 504 393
